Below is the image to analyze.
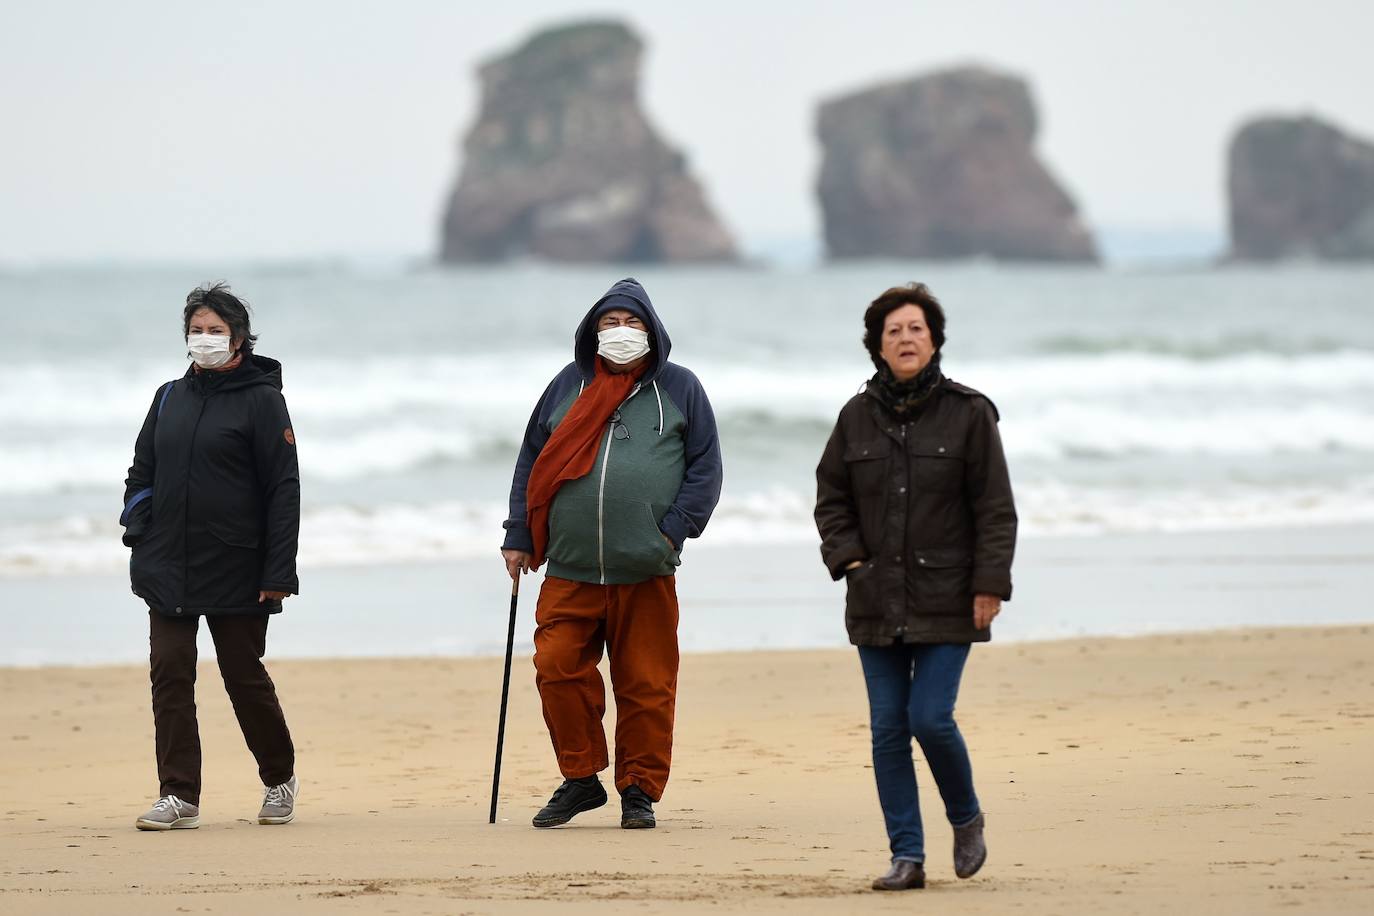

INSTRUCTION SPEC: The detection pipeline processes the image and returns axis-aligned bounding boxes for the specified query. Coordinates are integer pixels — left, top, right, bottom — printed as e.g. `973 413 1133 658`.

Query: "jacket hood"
573 278 671 383
185 353 284 393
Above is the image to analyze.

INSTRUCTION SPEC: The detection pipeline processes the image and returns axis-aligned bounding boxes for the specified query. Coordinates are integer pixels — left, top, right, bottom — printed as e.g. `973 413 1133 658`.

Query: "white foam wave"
1 349 1371 495
5 479 1373 578
1002 401 1374 459
3 349 1372 425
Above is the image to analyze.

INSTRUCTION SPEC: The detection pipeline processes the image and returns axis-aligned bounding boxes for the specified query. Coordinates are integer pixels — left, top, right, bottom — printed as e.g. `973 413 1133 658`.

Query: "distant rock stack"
439 20 737 264
1228 115 1374 261
816 66 1097 262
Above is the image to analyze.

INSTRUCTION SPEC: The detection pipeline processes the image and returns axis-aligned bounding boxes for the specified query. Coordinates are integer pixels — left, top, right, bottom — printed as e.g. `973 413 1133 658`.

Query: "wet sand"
2 625 1372 913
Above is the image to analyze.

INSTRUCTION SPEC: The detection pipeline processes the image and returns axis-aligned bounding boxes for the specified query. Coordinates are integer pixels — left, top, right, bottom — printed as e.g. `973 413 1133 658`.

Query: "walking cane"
489 570 520 823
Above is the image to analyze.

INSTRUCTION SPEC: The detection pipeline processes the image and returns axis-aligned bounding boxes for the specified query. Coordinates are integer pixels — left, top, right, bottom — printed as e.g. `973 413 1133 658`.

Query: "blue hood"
573 278 671 383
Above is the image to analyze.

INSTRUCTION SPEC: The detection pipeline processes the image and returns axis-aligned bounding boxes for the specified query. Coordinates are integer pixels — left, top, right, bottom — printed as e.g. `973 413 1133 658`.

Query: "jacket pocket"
910 546 974 616
601 499 678 578
844 559 884 623
128 534 178 613
547 493 599 571
206 519 261 550
843 440 890 552
196 520 264 605
909 440 964 493
128 545 150 600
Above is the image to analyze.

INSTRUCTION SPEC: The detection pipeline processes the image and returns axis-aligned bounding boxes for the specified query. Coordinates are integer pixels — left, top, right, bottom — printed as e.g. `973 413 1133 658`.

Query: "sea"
1 259 1371 663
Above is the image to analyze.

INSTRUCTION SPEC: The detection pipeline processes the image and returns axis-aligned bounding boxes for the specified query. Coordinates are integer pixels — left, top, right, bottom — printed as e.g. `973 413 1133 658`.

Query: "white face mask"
597 326 651 365
187 333 234 369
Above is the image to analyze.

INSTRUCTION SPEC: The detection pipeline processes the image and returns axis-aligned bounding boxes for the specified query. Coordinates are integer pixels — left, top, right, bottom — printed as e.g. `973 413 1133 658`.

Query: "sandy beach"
2 624 1371 914
5 4 1373 913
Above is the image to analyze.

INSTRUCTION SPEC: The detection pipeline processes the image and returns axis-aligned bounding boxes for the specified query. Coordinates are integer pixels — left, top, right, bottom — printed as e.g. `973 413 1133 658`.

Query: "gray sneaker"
135 795 200 831
258 775 299 825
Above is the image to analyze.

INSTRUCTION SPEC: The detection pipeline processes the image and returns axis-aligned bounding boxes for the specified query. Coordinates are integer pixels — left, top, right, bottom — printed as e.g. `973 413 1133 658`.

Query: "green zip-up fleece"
503 278 724 585
543 379 686 583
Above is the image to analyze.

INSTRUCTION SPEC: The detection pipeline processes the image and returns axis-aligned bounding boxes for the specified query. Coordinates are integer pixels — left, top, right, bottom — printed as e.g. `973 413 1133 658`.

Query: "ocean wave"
3 348 1373 426
1032 333 1359 358
1 349 1371 495
5 479 1373 578
1001 402 1374 459
4 397 1372 498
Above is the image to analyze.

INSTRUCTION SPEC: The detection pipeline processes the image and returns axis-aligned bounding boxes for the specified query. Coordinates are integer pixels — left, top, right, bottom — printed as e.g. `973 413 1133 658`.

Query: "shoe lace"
153 795 186 812
263 782 293 807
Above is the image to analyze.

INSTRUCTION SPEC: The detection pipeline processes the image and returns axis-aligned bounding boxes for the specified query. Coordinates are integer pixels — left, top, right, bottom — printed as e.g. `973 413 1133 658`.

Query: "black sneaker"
620 785 656 829
532 776 607 828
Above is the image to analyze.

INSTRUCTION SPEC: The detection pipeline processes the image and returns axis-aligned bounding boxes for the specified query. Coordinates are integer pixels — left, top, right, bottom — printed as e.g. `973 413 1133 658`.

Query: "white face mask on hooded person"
597 326 651 365
187 333 234 369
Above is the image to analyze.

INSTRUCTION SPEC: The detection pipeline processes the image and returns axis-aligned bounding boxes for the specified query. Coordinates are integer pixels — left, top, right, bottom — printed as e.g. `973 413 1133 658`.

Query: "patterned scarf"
870 352 943 418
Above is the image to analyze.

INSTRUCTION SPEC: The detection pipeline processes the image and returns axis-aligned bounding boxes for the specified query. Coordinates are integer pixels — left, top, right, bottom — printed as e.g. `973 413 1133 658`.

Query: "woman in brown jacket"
814 283 1016 891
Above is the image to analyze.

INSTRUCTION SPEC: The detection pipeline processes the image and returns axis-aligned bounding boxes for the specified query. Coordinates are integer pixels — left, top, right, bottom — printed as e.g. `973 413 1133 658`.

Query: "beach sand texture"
2 625 1372 914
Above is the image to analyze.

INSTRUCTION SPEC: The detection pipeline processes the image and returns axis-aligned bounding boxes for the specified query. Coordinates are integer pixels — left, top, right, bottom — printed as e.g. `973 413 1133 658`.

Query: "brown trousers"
533 576 680 801
148 611 294 805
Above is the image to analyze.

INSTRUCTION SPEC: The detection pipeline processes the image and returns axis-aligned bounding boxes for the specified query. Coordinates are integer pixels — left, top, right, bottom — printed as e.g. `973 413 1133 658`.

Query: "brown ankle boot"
953 812 987 878
872 859 925 890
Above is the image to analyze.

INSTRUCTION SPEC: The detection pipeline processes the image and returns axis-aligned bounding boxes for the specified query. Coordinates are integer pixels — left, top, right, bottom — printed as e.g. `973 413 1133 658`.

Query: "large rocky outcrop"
439 21 737 264
1228 115 1374 261
816 66 1097 262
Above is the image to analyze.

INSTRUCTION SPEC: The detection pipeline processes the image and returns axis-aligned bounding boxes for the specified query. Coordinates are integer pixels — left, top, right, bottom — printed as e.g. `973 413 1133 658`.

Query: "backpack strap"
122 380 177 526
120 488 152 525
156 379 175 418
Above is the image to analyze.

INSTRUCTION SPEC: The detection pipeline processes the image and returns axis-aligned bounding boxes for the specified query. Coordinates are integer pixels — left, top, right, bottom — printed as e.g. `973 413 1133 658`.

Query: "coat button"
938 446 946 453
918 557 927 565
174 606 183 614
898 486 906 493
895 555 903 563
862 449 869 456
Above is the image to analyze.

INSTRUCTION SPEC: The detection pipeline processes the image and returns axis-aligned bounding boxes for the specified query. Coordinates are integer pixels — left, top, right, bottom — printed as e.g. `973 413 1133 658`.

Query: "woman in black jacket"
122 283 301 831
815 283 1017 891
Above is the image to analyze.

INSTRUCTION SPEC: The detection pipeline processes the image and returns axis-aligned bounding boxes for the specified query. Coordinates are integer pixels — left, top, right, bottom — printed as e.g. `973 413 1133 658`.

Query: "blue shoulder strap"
156 380 175 418
122 380 177 526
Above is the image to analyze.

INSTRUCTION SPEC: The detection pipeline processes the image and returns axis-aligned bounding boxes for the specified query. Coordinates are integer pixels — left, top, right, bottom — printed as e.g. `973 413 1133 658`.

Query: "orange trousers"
532 575 680 801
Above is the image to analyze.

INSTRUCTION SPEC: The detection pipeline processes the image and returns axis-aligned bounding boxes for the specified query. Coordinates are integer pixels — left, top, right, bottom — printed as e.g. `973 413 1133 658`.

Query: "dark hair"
862 282 946 368
183 282 257 353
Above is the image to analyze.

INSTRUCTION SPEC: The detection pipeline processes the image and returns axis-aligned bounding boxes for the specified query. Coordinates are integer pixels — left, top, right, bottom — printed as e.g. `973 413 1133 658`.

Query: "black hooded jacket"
122 354 301 617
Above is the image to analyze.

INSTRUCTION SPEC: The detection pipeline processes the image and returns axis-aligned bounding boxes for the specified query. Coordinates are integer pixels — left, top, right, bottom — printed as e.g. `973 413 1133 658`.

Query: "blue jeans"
858 642 981 863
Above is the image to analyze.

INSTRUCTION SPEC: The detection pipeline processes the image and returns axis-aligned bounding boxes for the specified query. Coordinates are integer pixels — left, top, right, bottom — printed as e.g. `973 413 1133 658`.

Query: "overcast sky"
1 0 1370 262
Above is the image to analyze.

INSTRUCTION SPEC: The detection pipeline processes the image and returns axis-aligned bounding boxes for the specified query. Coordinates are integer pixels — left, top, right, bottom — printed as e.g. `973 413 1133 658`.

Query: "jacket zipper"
596 423 615 585
596 383 642 585
180 393 208 613
897 422 909 639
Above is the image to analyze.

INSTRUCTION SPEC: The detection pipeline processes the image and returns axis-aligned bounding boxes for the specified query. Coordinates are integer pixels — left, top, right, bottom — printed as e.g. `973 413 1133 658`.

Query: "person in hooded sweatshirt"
121 283 301 831
500 278 723 830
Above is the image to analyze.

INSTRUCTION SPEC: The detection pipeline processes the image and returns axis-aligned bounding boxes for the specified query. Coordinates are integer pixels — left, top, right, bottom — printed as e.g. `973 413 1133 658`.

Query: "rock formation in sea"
816 66 1097 262
1228 114 1374 261
439 20 737 264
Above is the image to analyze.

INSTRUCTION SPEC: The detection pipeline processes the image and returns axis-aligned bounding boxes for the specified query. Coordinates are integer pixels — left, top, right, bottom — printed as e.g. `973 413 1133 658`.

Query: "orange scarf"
526 358 645 568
